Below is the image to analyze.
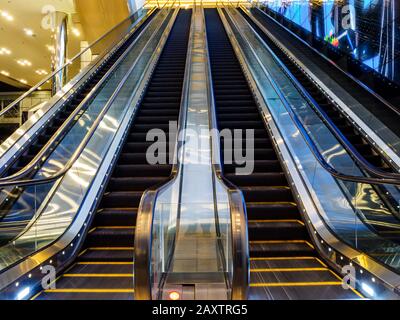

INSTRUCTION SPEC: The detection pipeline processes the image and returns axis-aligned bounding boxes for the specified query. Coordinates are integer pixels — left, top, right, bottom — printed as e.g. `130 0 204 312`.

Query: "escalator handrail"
223 5 400 187
0 3 178 285
134 5 189 300
0 6 174 189
0 6 158 119
205 6 249 300
252 4 400 119
0 9 158 184
240 5 400 182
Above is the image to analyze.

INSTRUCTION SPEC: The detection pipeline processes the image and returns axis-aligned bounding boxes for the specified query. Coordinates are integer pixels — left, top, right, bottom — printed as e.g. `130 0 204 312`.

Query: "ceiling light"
19 79 27 84
23 28 35 37
0 11 13 21
46 44 55 53
0 70 10 76
17 59 32 67
35 69 48 75
0 47 11 55
72 28 80 37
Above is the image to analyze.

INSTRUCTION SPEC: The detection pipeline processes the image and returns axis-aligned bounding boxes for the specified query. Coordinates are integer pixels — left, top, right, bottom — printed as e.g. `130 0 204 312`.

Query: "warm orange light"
168 291 180 300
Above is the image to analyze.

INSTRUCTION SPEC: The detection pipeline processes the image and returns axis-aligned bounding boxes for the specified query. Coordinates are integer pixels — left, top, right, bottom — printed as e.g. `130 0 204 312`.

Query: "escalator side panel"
205 8 361 300
33 9 192 300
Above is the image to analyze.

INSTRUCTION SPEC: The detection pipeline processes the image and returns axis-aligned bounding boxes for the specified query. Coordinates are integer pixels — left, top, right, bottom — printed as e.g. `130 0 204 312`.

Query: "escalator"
32 9 192 300
4 11 157 177
205 8 362 300
239 8 398 172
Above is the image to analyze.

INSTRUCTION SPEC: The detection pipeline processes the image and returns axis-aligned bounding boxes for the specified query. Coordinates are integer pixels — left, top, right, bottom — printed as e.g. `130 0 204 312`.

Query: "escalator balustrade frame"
215 6 399 299
0 6 181 300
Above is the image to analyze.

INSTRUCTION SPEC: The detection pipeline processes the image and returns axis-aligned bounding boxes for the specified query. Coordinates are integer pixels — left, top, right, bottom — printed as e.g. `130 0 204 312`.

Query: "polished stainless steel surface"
165 5 227 299
135 6 248 300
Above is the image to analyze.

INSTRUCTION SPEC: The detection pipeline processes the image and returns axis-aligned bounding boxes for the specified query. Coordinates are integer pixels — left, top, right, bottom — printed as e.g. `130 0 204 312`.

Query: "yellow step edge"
43 289 135 293
31 263 78 300
314 257 328 268
63 274 133 277
249 239 314 249
250 281 342 287
250 267 328 273
250 256 319 262
326 270 365 299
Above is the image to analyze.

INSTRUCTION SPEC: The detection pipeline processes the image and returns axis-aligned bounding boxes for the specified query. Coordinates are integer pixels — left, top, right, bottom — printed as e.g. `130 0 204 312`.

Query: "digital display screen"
263 0 400 85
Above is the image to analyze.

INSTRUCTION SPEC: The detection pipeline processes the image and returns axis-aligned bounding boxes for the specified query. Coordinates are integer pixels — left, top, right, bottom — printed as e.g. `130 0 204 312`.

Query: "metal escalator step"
68 262 134 274
250 257 325 269
95 208 137 226
100 191 142 208
34 291 134 300
51 274 133 289
220 138 272 149
224 160 281 173
78 248 134 262
225 172 287 186
248 284 360 300
246 202 299 220
249 241 314 257
122 142 170 153
117 152 169 164
250 269 339 284
107 177 167 191
138 109 179 116
218 120 264 129
113 164 171 177
248 220 307 241
127 132 172 142
86 227 135 247
241 187 294 202
218 113 260 121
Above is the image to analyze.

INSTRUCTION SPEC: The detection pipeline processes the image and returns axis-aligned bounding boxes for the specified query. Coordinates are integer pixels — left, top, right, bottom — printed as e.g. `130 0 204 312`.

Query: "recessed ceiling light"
0 47 11 55
0 70 10 76
23 28 35 37
19 79 27 84
35 69 48 75
0 11 14 21
72 28 80 37
17 59 32 67
46 44 55 53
